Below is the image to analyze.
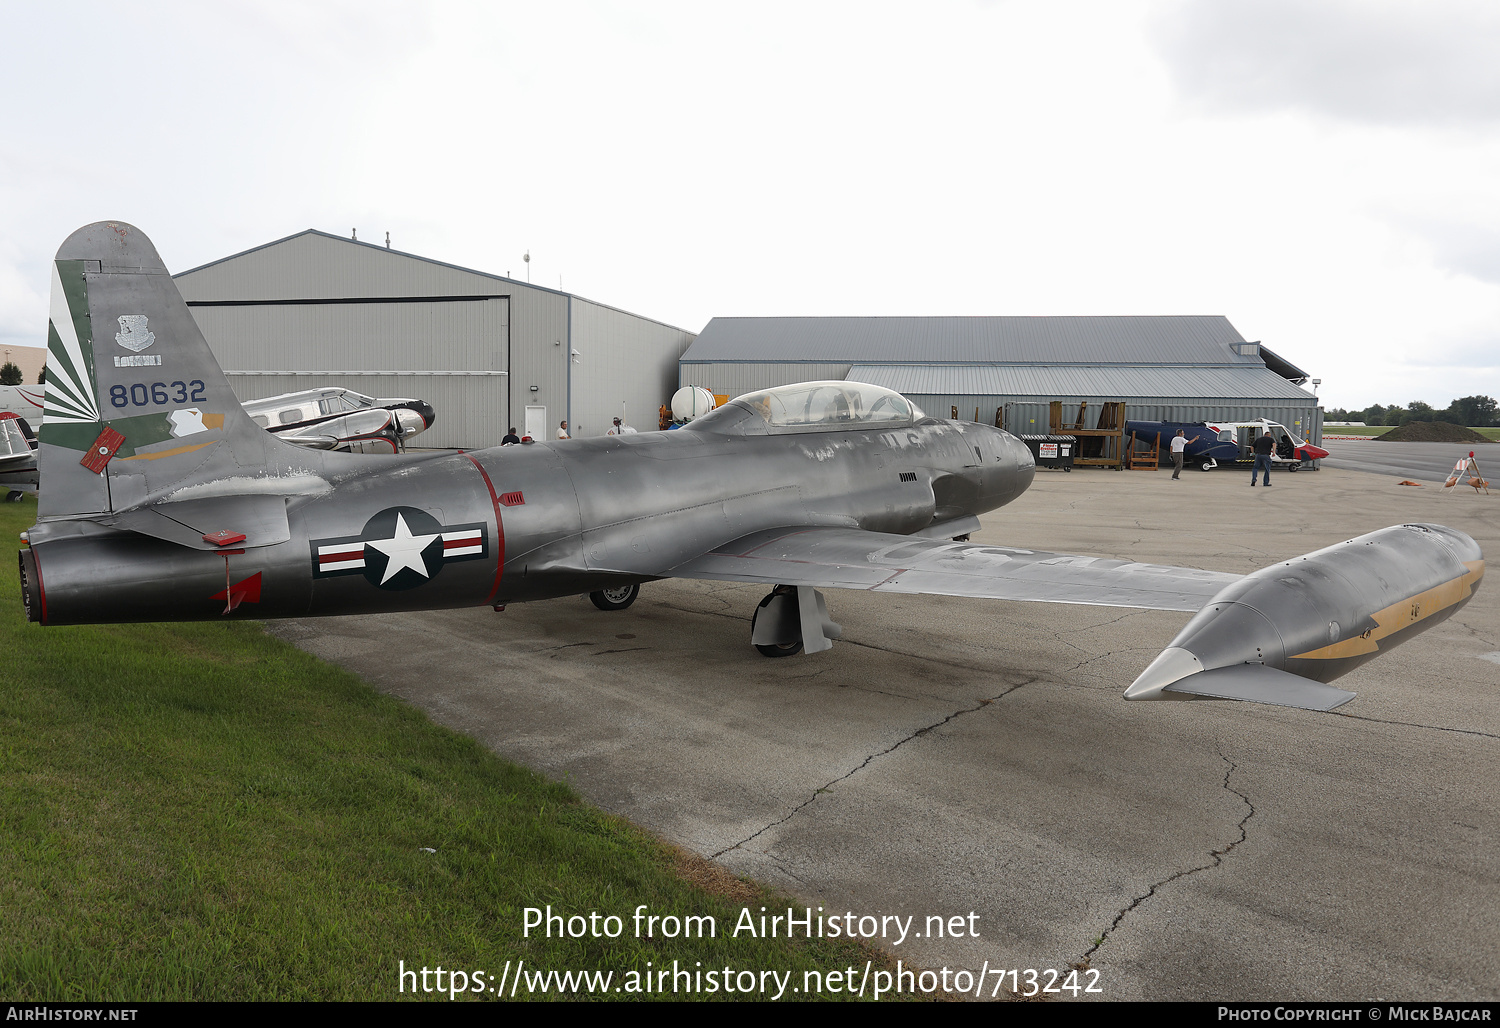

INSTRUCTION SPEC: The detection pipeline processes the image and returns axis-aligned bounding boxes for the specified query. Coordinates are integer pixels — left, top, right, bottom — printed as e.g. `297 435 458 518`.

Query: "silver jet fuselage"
26 401 1032 624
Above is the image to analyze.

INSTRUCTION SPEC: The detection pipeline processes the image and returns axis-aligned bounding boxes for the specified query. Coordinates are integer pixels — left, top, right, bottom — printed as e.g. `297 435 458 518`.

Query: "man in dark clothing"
1251 430 1275 486
501 427 521 446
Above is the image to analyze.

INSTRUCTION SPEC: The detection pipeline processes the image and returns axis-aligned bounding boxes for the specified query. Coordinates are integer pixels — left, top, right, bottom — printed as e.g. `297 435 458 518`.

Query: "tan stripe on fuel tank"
1290 560 1484 661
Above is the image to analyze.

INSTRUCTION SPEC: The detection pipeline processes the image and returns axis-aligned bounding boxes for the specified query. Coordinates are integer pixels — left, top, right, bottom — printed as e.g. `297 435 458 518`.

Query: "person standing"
1251 430 1274 486
557 420 570 440
501 426 520 445
1170 429 1188 480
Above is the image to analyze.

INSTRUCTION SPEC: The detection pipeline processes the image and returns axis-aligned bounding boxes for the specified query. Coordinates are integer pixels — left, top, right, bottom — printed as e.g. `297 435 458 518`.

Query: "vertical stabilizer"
39 222 306 518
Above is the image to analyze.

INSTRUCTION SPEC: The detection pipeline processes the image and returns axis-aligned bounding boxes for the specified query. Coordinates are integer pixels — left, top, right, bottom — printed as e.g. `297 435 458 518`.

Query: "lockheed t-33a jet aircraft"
19 223 1485 713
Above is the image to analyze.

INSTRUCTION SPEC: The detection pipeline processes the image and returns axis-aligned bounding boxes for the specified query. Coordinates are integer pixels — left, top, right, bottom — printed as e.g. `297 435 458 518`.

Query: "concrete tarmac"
1321 438 1498 484
269 464 1499 1001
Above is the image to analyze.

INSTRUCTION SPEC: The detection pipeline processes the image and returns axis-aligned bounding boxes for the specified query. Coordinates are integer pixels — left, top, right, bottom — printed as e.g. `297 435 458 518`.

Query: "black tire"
1200 462 1211 472
1288 463 1300 473
951 533 971 542
1063 466 1072 472
5 490 22 502
589 583 639 610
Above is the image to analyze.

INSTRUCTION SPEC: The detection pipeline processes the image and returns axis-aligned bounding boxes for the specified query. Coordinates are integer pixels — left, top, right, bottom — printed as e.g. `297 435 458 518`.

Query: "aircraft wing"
667 526 1240 611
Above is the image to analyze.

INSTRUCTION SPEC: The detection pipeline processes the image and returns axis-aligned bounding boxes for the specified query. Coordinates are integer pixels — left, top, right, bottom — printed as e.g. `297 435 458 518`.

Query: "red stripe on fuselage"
463 454 506 604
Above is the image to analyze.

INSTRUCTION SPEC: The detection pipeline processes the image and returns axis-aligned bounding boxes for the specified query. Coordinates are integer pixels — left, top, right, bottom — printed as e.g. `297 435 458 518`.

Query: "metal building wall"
174 231 685 449
188 298 510 449
679 362 854 399
503 288 570 443
571 299 694 436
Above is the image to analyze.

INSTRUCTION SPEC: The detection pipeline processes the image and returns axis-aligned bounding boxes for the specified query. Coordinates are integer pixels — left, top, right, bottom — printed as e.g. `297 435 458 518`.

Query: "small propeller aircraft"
18 223 1485 712
0 412 38 501
243 387 436 453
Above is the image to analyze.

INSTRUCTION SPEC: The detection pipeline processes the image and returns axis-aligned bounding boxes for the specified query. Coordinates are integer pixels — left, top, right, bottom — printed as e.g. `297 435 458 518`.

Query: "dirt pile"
1377 421 1493 443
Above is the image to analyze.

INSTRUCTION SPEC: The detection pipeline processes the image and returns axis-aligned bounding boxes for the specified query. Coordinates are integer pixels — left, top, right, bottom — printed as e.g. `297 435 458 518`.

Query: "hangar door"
186 294 510 450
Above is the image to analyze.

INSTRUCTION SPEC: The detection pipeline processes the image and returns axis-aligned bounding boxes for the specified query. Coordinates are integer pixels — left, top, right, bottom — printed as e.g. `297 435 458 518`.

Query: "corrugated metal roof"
846 364 1317 402
681 315 1255 365
175 229 693 333
1257 344 1310 383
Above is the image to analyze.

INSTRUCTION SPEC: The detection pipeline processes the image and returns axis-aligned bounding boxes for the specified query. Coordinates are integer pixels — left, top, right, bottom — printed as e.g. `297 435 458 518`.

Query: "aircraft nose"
976 425 1034 507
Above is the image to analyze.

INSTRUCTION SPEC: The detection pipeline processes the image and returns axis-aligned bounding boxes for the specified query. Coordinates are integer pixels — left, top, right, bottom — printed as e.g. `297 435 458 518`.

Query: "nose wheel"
589 583 640 610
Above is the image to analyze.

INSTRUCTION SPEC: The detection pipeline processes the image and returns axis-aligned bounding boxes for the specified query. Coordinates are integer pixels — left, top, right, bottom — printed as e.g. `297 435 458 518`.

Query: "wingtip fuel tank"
1126 524 1484 710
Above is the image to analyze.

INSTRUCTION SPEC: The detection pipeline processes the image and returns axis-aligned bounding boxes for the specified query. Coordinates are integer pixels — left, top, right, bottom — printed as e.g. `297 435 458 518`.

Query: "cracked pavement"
267 463 1499 1001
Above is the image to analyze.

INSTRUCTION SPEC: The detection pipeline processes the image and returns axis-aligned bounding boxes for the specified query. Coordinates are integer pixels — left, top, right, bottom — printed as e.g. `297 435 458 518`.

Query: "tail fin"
40 222 300 518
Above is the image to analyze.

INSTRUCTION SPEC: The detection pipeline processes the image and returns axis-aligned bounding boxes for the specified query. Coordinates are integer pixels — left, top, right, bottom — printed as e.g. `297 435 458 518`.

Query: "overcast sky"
3 0 1497 410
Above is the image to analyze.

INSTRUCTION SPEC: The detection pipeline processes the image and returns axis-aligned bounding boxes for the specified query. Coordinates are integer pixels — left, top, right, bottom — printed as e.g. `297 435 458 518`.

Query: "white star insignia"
364 513 440 584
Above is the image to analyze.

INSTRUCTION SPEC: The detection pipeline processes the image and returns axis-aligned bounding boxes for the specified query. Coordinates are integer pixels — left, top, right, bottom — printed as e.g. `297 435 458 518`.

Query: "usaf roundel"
311 506 488 591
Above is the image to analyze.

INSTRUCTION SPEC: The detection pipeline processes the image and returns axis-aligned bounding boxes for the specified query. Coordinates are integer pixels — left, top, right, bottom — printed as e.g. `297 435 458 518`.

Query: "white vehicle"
0 384 45 425
242 387 436 454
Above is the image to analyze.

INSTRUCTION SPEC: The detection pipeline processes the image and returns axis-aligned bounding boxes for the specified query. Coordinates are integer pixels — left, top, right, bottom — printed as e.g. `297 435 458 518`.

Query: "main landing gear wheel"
589 583 639 610
756 639 803 657
751 589 803 657
5 490 22 502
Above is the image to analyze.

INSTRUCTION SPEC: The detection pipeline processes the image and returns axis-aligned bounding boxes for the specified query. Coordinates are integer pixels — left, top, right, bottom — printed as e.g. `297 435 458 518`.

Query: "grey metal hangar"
677 315 1323 457
173 230 696 449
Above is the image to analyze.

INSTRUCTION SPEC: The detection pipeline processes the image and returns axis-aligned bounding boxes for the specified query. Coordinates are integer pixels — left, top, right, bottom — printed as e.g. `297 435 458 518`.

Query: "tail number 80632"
110 380 207 408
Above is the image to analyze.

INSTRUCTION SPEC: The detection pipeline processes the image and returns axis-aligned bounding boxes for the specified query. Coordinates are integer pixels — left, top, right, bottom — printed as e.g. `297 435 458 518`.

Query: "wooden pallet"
1127 431 1161 470
1050 400 1126 469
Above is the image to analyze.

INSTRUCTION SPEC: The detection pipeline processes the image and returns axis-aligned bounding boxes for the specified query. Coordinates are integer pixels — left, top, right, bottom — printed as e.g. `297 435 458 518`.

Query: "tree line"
1324 395 1497 428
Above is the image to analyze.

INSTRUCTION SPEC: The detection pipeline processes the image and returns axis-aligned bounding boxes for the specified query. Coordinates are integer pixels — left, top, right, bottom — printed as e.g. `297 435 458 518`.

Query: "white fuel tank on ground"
670 386 717 424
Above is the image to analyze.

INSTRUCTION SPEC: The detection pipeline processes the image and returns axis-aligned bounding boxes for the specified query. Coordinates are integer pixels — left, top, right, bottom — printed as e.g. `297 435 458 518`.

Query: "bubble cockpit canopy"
686 381 925 435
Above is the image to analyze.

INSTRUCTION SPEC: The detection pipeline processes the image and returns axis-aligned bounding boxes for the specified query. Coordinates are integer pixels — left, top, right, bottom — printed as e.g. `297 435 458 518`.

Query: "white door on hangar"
524 405 546 440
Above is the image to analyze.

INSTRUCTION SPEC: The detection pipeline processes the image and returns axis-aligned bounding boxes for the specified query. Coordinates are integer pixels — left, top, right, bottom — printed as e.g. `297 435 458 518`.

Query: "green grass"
0 497 890 1001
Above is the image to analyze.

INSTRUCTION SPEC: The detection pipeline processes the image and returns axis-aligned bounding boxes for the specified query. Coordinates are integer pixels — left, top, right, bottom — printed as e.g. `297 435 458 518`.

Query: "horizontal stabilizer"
1164 663 1356 712
104 494 290 550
